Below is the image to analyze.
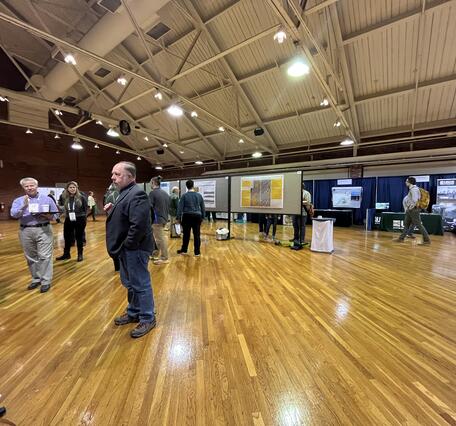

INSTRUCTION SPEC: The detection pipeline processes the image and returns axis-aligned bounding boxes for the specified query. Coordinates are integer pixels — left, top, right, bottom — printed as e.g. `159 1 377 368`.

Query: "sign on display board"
192 180 216 209
332 186 363 208
240 175 284 208
160 182 170 194
337 179 352 185
414 175 430 182
436 179 456 229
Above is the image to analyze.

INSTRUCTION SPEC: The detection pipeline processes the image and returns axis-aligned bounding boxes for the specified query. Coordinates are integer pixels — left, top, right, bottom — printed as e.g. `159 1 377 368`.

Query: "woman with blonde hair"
56 181 88 262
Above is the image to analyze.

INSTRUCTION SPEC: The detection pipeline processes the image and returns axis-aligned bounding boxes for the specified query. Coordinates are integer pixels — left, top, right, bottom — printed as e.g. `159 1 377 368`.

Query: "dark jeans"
265 215 277 237
87 207 96 221
399 208 430 242
119 249 155 322
63 216 86 254
292 214 307 244
258 214 267 233
181 213 202 255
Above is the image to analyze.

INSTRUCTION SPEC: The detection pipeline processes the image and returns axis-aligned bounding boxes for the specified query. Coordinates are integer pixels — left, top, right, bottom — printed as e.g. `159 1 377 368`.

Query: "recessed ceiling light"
107 128 119 137
155 166 163 170
71 138 83 150
191 111 198 118
167 105 183 117
115 150 120 154
154 91 163 100
334 120 341 127
137 156 141 160
64 54 76 65
163 143 168 148
26 128 33 134
218 126 225 132
238 138 244 144
273 30 287 44
340 138 354 146
94 144 100 148
179 150 185 154
144 136 149 141
320 98 329 107
95 120 103 125
287 58 310 77
0 96 9 102
54 133 60 139
54 109 63 116
117 76 128 86
195 160 203 165
252 151 262 158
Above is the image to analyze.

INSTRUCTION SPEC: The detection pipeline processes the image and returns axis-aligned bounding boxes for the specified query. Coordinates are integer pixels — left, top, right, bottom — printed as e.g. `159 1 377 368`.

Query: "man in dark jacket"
105 161 156 338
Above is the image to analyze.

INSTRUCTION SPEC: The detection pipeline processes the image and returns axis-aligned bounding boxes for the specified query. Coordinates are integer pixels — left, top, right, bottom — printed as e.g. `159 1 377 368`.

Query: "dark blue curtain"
303 179 314 196
313 178 376 225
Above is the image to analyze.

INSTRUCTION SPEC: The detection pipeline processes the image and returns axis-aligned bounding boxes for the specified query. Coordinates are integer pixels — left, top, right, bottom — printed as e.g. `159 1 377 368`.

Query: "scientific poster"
240 175 284 208
332 186 363 208
194 180 216 208
437 179 456 229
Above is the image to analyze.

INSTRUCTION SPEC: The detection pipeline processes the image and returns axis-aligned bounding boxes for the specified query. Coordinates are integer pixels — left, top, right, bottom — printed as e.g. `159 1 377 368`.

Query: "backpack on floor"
416 187 430 210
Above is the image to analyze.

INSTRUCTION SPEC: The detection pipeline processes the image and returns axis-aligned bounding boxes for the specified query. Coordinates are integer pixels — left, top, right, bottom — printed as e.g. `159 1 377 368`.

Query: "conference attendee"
104 183 121 271
264 214 278 241
87 191 97 221
177 179 205 257
394 176 431 245
402 194 416 239
10 177 58 293
48 190 60 223
56 181 88 262
291 183 312 248
169 186 180 237
105 161 156 338
149 176 170 265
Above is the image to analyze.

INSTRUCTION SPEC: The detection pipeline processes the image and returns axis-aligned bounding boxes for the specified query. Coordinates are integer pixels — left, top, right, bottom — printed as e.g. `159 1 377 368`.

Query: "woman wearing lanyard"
56 181 88 262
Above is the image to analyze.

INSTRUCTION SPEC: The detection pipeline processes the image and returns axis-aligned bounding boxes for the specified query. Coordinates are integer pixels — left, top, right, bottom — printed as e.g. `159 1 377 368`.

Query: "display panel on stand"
436 179 456 230
332 186 363 208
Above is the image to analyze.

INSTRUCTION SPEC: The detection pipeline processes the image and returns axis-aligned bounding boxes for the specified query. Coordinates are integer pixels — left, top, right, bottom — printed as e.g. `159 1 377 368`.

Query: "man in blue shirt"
10 177 58 293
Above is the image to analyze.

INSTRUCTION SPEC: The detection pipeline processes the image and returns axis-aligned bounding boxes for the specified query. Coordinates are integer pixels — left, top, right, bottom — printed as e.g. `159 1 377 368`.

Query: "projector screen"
332 186 363 208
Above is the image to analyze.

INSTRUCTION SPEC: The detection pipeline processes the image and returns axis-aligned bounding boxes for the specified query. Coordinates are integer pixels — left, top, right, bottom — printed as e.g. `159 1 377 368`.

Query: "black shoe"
130 319 156 338
56 254 71 260
28 281 41 290
177 249 187 255
77 254 83 262
114 313 140 326
40 284 51 293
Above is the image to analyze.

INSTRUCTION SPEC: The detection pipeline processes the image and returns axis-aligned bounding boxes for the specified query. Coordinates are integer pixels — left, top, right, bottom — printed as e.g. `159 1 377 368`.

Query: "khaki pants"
19 225 54 286
152 223 169 260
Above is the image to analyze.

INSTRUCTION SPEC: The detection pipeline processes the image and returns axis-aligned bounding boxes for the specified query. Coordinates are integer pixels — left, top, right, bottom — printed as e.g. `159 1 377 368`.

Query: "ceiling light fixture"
190 111 198 118
167 105 183 117
144 136 149 141
218 126 225 132
54 109 63 116
0 96 9 102
163 143 168 148
117 76 128 86
94 144 100 148
115 150 120 154
107 128 119 137
238 138 244 144
25 128 33 134
273 29 287 44
333 120 341 127
320 98 329 107
64 54 76 65
71 138 83 150
252 151 262 158
195 160 203 165
155 166 163 170
54 133 60 139
95 120 103 125
154 91 163 100
179 150 184 154
340 138 354 146
287 57 310 77
137 156 141 160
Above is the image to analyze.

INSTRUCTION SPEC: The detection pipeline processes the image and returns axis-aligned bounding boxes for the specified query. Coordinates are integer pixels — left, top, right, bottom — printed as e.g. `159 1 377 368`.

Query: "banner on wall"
193 180 216 208
241 175 284 208
437 179 456 229
332 186 363 208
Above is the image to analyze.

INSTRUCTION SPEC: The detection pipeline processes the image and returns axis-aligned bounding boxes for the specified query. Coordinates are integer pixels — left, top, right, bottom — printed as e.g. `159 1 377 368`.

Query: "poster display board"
39 187 64 202
160 182 170 194
332 186 363 208
193 180 216 208
437 179 456 230
240 175 284 208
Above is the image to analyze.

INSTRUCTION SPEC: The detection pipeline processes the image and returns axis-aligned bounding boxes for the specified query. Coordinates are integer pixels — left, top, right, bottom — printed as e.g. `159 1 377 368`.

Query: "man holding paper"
10 177 58 293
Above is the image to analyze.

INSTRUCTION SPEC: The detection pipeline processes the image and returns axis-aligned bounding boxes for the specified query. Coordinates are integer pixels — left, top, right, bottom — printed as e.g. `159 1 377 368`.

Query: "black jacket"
106 182 153 257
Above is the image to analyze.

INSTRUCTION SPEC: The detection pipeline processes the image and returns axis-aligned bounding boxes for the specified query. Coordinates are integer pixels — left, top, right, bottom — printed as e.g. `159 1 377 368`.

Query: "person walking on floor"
56 181 88 262
10 177 58 293
149 176 170 265
394 176 431 245
177 179 205 257
87 191 97 221
105 161 156 338
169 186 180 238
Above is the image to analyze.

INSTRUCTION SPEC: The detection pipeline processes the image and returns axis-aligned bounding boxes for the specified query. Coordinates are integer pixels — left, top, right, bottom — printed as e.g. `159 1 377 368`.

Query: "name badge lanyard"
68 199 76 221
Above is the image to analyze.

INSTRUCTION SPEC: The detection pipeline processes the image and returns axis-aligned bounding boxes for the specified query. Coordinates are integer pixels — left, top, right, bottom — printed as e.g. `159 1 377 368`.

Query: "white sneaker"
154 259 170 265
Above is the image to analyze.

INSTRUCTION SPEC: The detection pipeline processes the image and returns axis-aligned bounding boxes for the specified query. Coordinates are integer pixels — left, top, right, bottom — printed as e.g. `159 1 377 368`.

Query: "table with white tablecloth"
311 217 336 253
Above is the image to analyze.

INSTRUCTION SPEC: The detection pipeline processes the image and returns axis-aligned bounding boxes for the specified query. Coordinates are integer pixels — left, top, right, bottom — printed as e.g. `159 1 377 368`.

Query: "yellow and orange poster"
240 175 284 208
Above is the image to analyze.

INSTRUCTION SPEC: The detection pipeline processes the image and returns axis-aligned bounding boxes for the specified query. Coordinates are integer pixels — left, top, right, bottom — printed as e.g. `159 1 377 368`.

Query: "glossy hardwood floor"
0 218 455 425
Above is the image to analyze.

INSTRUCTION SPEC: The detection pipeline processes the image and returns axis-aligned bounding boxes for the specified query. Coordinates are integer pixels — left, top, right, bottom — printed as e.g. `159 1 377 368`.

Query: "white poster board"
160 182 170 194
332 186 363 208
193 180 216 209
240 175 284 208
437 179 456 228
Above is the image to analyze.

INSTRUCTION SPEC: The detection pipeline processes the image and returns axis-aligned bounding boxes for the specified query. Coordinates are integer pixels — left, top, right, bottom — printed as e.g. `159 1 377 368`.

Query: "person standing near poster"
149 176 170 265
291 183 312 248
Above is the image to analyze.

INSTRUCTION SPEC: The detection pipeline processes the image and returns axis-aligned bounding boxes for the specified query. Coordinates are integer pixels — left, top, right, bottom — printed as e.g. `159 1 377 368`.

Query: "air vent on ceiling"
94 67 111 78
147 22 171 40
97 0 121 13
63 96 77 105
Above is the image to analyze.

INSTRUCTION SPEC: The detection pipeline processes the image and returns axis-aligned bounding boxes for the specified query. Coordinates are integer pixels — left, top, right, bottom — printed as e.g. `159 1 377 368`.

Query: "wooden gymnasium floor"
0 218 455 426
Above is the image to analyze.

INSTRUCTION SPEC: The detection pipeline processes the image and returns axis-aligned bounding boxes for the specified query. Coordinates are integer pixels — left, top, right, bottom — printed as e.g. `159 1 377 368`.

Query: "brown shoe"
130 319 156 338
114 313 139 326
